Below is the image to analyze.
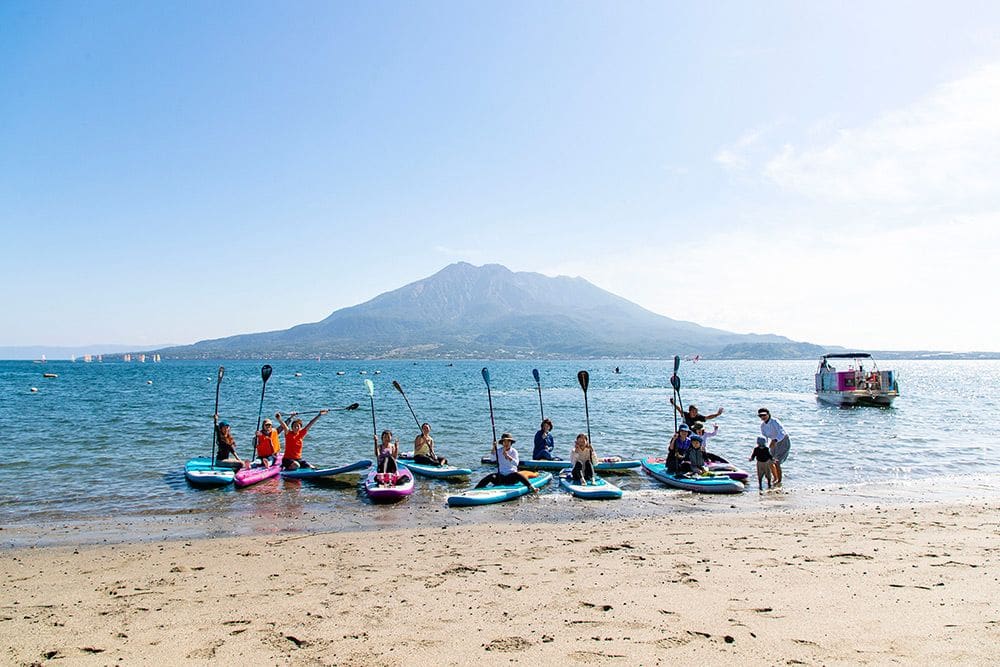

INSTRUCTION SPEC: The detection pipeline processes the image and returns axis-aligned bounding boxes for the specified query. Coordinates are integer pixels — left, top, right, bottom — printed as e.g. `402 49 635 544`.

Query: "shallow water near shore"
3 359 999 547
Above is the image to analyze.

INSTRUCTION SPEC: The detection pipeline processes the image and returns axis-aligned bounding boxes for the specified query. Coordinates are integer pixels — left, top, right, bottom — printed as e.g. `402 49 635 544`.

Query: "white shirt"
760 417 787 443
498 445 519 475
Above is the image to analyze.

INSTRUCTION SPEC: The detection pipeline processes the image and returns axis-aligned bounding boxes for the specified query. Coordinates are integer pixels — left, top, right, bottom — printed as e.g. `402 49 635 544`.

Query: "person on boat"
214 419 245 470
749 436 774 492
275 410 328 471
569 433 597 485
682 434 707 475
669 397 724 427
375 430 399 475
413 422 448 466
666 423 693 473
254 418 282 466
532 419 557 460
475 433 537 492
758 408 790 487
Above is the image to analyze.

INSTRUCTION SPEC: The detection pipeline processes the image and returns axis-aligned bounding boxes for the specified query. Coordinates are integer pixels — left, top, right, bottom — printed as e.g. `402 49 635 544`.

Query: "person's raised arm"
274 412 290 432
668 397 684 416
704 407 724 420
304 409 328 432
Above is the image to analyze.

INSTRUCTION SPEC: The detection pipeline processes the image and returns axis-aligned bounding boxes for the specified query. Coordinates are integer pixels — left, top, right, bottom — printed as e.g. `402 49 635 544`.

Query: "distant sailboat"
70 355 76 363
139 354 146 363
153 354 161 362
97 354 103 362
123 353 131 362
83 354 92 363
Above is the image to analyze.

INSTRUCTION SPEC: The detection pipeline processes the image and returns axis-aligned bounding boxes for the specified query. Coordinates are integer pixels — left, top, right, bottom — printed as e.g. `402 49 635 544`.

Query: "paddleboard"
184 456 236 486
447 471 552 507
281 459 371 480
234 455 283 488
558 474 622 500
519 457 641 472
364 467 415 502
648 455 750 481
398 461 472 479
641 458 744 494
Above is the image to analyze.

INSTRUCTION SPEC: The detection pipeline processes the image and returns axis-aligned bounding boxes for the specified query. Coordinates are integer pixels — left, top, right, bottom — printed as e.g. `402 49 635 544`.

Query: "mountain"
154 262 821 359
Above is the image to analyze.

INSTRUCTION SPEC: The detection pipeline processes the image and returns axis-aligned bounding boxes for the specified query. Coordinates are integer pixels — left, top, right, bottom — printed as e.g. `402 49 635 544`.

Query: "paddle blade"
217 366 225 382
481 367 491 386
670 374 680 391
261 364 273 383
345 402 360 410
364 379 374 397
532 368 540 383
673 355 680 373
577 370 590 393
392 380 404 394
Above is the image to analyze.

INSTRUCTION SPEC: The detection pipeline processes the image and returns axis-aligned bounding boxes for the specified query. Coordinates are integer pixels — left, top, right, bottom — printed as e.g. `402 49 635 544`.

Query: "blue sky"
2 1 999 351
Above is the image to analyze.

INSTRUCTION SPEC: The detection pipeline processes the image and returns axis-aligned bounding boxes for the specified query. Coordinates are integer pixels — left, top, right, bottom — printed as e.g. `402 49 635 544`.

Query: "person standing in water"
758 407 791 487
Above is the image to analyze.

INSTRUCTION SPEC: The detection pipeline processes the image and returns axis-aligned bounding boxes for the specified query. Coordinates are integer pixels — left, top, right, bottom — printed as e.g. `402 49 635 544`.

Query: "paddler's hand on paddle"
318 409 329 416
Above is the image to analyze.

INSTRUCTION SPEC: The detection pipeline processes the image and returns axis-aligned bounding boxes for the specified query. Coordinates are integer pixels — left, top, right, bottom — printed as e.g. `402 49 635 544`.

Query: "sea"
3 359 999 547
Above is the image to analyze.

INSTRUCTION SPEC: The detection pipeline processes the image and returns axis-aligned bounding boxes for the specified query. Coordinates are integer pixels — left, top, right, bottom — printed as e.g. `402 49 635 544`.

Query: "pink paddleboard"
234 455 284 488
364 468 414 502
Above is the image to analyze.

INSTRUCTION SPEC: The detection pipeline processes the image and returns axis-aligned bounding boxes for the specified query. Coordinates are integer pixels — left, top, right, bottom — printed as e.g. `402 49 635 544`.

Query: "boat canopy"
821 352 873 360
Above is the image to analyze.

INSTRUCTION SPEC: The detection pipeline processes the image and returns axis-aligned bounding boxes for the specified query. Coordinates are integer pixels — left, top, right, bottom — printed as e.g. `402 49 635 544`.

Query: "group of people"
372 421 448 476
214 410 329 472
476 425 600 492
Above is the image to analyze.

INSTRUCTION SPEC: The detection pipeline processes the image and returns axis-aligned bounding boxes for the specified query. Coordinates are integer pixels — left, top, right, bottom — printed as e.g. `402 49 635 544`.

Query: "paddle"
210 366 224 470
482 367 499 474
532 368 544 421
280 403 360 414
365 379 378 465
392 380 422 429
253 364 273 464
670 355 681 433
577 370 592 446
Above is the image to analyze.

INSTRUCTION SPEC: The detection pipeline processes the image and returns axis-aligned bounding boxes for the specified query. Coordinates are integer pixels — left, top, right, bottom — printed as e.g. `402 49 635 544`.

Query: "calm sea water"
3 359 999 543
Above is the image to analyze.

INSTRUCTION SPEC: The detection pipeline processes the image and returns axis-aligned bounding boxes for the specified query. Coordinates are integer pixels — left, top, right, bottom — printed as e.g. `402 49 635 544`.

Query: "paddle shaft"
483 369 499 474
210 366 224 470
532 369 544 421
396 387 422 429
254 365 272 461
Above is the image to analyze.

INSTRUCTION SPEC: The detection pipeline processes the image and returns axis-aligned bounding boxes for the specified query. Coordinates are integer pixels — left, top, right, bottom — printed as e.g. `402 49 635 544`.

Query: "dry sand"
2 500 999 665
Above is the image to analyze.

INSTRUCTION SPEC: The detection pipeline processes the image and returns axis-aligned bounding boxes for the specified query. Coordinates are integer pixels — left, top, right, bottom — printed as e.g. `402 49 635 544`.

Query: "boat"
281 459 371 480
364 467 415 502
558 474 622 500
641 458 744 494
499 457 640 472
42 373 58 378
447 471 552 507
234 455 283 487
815 352 899 406
398 459 473 479
184 457 236 486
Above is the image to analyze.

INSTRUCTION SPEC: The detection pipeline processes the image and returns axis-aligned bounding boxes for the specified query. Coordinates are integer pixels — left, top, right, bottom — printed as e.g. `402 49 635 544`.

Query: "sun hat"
678 424 691 432
499 432 516 443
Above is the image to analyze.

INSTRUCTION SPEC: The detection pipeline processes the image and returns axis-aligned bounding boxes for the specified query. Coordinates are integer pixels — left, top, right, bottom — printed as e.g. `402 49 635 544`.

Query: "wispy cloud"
714 128 767 171
763 63 1000 208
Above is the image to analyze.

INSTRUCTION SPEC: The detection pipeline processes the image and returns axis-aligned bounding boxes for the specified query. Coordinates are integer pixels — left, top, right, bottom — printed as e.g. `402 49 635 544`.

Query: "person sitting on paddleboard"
682 434 707 475
475 433 537 493
569 433 597 485
666 423 693 473
413 422 448 466
214 419 245 470
375 430 399 475
669 398 723 427
254 418 282 467
533 419 558 460
275 410 327 471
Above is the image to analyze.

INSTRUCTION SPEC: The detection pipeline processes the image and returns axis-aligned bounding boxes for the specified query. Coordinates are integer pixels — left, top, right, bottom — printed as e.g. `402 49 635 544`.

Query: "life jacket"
256 430 280 457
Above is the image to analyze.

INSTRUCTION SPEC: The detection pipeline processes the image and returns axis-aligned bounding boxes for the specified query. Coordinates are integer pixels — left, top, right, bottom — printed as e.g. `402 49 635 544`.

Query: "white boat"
815 352 899 407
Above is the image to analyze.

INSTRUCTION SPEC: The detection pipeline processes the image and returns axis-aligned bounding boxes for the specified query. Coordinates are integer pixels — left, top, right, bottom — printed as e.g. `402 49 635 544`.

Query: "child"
684 434 707 475
275 410 328 471
749 436 774 491
254 418 282 466
569 433 597 484
475 433 537 492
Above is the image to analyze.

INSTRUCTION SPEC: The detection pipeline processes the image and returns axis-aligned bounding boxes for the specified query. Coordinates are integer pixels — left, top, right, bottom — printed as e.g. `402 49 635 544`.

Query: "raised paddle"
577 370 592 446
252 364 273 463
392 380 422 429
365 379 378 463
532 368 544 421
210 366 224 470
482 367 500 474
671 355 681 432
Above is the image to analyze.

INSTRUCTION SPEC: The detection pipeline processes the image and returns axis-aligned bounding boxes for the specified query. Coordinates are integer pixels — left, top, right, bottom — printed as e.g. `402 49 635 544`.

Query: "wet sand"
3 499 998 665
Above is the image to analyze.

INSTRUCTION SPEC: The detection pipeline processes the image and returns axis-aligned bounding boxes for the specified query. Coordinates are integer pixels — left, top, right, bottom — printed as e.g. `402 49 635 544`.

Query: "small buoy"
374 370 381 375
294 372 302 377
336 371 345 376
359 371 367 375
146 380 153 385
30 387 38 393
43 373 58 378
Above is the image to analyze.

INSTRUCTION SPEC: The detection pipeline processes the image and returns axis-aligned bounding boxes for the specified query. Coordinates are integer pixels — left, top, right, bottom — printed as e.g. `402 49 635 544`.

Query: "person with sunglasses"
757 408 790 486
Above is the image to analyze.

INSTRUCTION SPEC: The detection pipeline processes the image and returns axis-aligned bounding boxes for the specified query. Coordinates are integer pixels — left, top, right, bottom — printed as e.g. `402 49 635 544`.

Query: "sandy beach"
2 499 998 665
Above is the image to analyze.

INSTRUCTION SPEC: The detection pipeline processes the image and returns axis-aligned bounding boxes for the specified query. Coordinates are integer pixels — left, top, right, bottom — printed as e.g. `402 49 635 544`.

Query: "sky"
2 0 999 352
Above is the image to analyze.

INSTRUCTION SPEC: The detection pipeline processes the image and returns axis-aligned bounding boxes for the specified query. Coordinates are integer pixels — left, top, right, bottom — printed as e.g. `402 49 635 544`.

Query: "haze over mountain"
155 263 822 360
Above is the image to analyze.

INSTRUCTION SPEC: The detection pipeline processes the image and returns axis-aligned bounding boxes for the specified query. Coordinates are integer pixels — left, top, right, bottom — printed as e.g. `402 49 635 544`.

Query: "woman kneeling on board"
475 433 537 493
413 422 448 466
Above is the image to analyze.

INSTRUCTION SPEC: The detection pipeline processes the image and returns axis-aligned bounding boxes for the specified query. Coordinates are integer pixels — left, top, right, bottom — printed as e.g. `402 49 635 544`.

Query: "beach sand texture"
2 501 998 665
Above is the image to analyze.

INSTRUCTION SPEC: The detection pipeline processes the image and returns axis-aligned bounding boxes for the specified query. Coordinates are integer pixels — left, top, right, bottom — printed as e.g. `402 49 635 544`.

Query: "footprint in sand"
484 636 532 652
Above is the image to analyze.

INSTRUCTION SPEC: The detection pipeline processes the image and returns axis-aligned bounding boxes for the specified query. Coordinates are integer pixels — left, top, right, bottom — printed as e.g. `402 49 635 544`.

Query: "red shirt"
284 428 309 460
